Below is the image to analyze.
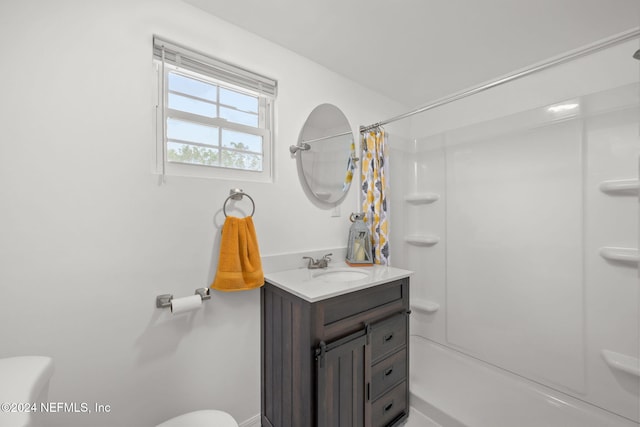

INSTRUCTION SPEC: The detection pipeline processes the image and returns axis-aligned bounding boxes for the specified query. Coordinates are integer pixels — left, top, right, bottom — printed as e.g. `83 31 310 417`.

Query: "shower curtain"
361 128 389 265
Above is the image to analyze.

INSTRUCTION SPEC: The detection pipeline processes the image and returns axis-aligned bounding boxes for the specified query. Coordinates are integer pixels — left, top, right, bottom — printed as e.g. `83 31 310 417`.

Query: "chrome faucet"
303 253 332 269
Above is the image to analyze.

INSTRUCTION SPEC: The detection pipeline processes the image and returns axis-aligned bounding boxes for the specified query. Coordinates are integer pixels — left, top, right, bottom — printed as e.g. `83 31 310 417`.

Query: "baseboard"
238 413 261 427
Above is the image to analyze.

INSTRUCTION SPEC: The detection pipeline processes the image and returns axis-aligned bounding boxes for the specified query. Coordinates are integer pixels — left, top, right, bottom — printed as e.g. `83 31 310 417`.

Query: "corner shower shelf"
405 235 440 246
411 299 440 314
599 178 639 195
602 350 640 377
404 193 440 204
599 247 639 264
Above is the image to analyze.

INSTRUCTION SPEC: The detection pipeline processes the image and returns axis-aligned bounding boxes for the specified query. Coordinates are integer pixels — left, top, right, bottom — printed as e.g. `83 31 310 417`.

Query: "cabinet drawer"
371 349 407 400
371 381 407 427
370 313 406 363
322 279 405 326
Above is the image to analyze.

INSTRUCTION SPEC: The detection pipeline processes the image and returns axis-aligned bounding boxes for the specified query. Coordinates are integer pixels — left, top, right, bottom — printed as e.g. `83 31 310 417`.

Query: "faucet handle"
320 253 332 267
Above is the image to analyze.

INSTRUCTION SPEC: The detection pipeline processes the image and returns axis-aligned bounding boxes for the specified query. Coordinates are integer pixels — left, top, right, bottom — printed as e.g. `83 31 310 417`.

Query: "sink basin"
265 265 413 302
312 268 369 282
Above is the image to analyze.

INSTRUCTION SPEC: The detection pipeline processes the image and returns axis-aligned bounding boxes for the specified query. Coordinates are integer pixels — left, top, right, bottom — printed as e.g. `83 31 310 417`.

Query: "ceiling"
183 0 640 108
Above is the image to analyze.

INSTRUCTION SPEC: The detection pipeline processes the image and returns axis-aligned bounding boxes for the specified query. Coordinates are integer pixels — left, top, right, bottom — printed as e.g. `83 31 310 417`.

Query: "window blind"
153 36 277 98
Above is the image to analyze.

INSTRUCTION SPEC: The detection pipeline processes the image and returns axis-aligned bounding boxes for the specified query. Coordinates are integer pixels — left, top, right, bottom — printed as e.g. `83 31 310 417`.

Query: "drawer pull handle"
384 333 394 342
384 367 394 377
384 401 394 412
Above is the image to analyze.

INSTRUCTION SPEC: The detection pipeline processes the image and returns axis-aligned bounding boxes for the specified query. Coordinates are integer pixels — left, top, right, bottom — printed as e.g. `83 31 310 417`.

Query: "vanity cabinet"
261 277 410 427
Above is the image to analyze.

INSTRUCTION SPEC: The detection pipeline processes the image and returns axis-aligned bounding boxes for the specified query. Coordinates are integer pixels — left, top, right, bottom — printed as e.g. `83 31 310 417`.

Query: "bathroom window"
153 37 277 181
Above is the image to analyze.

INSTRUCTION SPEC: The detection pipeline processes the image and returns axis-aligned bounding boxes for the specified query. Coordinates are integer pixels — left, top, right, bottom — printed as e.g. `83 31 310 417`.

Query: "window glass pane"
168 93 216 118
222 129 262 153
220 87 258 113
220 149 262 171
220 106 258 127
168 142 219 166
169 72 216 101
167 118 218 146
156 43 274 178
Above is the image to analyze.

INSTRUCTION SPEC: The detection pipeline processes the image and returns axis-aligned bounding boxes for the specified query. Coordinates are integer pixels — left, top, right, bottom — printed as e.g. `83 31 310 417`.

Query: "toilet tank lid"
0 356 54 427
0 356 54 402
157 410 238 427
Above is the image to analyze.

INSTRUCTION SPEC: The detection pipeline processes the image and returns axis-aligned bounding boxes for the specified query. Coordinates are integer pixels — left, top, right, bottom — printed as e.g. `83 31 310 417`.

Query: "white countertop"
264 263 413 302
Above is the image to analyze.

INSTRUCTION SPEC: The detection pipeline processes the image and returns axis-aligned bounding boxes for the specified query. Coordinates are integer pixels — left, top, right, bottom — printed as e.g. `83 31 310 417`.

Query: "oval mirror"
295 104 355 205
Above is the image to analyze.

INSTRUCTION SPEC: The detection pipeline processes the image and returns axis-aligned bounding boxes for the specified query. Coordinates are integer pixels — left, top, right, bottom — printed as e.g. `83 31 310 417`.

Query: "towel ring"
223 189 255 217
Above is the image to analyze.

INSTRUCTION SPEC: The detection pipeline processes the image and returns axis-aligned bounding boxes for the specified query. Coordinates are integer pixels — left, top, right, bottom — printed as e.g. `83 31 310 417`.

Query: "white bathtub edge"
409 336 640 427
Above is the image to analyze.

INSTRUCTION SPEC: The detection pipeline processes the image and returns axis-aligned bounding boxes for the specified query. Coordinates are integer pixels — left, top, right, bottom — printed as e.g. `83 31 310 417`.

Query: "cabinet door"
316 330 368 427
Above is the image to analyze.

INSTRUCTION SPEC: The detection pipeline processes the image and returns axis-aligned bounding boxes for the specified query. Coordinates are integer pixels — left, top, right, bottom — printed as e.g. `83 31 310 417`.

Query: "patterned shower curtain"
361 128 389 265
343 140 356 191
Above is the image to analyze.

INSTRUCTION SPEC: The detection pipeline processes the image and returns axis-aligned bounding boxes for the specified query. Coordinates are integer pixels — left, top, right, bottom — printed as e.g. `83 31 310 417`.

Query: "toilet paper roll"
170 294 202 315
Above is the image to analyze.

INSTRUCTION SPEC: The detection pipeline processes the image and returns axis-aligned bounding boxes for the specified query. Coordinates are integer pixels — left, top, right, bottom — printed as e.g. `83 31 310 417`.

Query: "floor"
403 408 442 427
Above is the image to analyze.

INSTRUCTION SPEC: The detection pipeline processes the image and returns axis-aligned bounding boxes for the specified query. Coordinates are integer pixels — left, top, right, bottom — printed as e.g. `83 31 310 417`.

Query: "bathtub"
409 336 639 427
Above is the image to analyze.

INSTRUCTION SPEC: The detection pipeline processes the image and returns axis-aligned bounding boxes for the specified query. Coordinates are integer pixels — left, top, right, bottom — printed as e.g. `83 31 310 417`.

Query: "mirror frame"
295 104 356 207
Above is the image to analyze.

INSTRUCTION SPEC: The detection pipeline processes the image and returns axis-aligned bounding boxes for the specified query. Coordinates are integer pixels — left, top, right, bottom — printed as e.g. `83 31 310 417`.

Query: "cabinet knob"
384 401 394 412
384 367 394 377
384 333 394 342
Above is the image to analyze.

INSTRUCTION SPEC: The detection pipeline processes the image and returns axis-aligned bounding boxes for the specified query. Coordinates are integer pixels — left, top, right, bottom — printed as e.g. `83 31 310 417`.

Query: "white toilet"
0 356 54 427
156 409 238 427
0 356 237 427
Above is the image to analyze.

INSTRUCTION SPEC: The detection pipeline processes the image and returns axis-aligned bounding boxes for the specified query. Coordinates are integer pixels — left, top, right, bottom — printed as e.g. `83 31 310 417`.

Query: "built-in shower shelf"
405 235 440 246
411 299 440 314
599 178 639 195
404 193 440 204
602 350 640 377
599 247 639 264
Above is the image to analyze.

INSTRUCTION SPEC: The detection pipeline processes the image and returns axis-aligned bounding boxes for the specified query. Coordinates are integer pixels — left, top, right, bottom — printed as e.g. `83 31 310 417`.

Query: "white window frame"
153 37 276 182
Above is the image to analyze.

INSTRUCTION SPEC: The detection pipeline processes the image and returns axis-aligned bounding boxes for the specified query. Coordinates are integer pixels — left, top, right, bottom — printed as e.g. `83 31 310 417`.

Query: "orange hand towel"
211 216 264 291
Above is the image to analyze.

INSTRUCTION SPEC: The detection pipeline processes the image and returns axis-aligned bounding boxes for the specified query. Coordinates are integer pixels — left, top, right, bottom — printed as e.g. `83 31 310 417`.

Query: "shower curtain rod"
359 28 640 133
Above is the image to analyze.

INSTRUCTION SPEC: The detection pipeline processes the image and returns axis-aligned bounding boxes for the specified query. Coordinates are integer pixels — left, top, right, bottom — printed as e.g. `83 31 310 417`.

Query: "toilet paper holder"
156 287 211 309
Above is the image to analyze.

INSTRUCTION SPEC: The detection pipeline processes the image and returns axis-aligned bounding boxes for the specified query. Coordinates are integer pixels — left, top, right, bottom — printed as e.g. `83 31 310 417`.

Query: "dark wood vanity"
261 275 410 427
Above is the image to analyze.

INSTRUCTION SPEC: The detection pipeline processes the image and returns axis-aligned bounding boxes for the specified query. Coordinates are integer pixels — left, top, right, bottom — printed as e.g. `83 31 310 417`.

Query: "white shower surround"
390 38 639 425
409 336 638 427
